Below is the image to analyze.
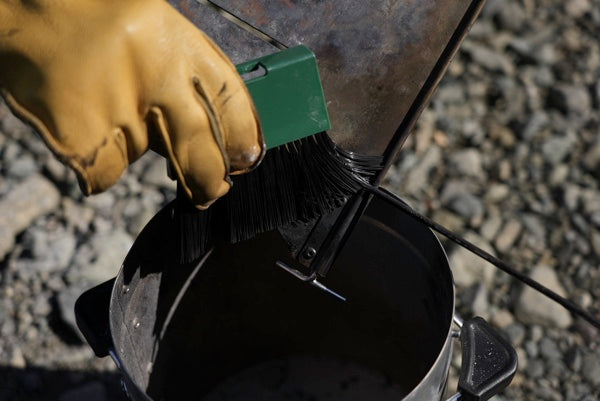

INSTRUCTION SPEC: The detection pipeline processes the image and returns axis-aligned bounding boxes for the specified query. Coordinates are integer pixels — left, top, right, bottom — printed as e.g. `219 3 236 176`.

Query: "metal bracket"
278 203 345 268
275 260 346 302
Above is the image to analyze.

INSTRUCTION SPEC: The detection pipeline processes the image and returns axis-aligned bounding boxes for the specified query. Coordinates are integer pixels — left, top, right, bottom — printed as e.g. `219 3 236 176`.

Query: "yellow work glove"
0 0 264 209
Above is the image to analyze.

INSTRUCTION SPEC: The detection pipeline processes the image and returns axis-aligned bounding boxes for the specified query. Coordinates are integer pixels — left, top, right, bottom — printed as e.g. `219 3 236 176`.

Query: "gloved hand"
0 0 264 209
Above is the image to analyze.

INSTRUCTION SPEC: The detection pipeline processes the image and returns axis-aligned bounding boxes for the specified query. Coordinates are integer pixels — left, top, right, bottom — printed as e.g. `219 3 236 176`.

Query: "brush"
176 45 383 264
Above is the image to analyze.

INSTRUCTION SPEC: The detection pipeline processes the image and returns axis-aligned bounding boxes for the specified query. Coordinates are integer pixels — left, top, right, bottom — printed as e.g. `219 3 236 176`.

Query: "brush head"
176 132 383 264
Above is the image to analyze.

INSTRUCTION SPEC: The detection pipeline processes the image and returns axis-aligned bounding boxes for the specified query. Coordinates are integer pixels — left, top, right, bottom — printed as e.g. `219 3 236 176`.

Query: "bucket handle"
446 316 518 401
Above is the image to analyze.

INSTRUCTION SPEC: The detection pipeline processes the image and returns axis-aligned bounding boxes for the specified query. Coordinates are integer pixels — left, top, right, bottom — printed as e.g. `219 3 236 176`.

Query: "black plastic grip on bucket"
74 279 115 358
458 317 518 401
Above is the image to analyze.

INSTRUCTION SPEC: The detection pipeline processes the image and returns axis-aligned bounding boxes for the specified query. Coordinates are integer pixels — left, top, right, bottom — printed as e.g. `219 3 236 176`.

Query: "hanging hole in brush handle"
237 61 268 81
447 316 518 401
74 279 115 358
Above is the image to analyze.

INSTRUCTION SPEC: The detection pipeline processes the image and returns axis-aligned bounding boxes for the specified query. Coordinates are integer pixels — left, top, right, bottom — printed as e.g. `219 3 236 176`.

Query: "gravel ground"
1 0 599 400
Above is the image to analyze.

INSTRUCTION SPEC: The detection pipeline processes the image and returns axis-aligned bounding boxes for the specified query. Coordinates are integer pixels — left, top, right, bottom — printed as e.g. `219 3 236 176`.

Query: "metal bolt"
303 247 317 259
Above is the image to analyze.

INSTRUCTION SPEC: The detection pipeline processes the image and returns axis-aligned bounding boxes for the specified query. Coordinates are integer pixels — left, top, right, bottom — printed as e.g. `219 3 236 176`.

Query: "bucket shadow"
0 365 127 401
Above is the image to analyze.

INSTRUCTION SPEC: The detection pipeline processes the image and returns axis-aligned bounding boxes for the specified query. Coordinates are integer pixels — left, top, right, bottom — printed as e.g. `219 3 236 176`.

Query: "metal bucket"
76 191 516 400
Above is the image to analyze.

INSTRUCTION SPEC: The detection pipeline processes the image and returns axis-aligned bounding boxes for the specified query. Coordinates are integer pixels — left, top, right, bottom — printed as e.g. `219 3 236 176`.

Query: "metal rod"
453 314 464 329
276 260 347 301
446 393 462 401
310 279 347 302
275 260 316 282
372 187 600 330
195 0 287 49
376 0 486 185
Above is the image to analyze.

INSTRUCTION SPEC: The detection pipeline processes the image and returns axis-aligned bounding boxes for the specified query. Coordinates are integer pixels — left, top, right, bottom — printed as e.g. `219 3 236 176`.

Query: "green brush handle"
236 45 331 149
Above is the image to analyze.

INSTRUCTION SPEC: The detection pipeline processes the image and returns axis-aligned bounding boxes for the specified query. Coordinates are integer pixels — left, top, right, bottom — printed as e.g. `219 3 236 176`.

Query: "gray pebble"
565 347 582 372
448 232 496 287
521 214 546 241
534 43 560 66
142 159 175 189
0 174 61 261
403 145 442 194
57 286 85 340
548 84 592 119
497 160 512 182
494 219 522 253
590 230 600 258
430 209 465 233
484 184 510 203
515 265 573 329
590 211 600 228
1 141 22 164
519 111 549 140
505 323 526 347
462 41 515 75
581 352 600 386
582 141 600 173
449 148 485 178
526 358 545 378
565 0 591 18
548 164 569 186
533 66 556 87
480 214 503 241
539 338 562 361
447 192 484 221
582 189 600 214
44 156 71 183
26 227 76 273
470 284 489 318
541 132 576 165
1 317 16 338
7 155 37 179
62 198 95 232
84 192 116 216
32 294 51 317
68 229 133 286
10 346 26 369
490 309 515 329
546 359 569 381
495 0 526 31
564 382 593 401
563 184 581 212
436 82 466 104
534 384 563 401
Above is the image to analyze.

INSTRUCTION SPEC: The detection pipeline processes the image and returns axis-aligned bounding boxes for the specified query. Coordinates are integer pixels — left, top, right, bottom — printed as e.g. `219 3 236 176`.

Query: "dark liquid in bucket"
202 356 407 401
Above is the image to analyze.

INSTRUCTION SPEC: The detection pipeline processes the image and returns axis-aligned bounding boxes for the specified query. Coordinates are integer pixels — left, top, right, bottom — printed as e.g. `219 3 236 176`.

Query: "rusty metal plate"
208 0 484 158
170 0 484 163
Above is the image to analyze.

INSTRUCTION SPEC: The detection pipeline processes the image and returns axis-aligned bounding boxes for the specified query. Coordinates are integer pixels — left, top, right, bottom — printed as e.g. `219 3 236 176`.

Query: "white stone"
449 232 496 287
515 265 573 329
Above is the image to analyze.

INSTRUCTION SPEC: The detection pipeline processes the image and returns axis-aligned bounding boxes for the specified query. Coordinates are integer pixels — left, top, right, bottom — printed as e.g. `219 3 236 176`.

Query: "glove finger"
149 96 230 209
188 31 265 174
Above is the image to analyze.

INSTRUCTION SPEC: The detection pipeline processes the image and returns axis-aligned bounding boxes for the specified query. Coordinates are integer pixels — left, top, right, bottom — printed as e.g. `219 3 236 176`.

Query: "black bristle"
175 183 213 263
176 132 383 264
